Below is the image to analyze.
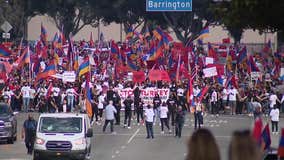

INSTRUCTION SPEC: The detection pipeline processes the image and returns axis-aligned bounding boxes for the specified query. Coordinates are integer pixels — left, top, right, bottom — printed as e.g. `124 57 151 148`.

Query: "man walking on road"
22 114 37 155
103 100 117 134
145 104 154 139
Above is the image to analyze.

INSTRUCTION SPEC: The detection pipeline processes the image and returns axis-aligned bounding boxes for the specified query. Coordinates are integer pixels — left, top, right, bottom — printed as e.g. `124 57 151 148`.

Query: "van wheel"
7 137 14 144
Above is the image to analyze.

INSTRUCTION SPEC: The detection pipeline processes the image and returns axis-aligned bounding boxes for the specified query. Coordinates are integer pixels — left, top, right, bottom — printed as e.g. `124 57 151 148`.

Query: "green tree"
40 0 100 38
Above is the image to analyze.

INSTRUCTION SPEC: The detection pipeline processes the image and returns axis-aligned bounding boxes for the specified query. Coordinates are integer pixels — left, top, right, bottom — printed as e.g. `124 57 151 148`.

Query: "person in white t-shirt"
21 83 31 112
222 88 228 108
66 84 79 112
160 102 171 134
145 104 154 139
270 105 279 134
269 91 280 109
98 92 105 121
51 84 61 110
228 86 238 115
2 87 13 104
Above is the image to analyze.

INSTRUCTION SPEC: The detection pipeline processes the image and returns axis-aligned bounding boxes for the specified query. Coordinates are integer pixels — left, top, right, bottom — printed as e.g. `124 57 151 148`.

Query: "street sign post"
1 21 12 42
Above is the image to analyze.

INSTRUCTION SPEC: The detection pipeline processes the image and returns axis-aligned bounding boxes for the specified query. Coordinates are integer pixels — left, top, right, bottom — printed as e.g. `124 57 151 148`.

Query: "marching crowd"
1 74 282 137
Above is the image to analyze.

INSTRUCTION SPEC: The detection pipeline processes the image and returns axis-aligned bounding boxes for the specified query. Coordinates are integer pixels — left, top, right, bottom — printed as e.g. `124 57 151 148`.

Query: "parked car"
0 102 17 144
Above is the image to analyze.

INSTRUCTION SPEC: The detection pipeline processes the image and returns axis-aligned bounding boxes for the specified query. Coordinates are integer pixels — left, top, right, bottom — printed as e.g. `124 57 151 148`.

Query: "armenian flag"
73 52 79 71
144 26 151 38
198 26 209 39
89 32 94 48
85 79 93 118
278 128 284 157
237 46 247 64
35 61 56 82
261 123 271 151
111 41 119 55
0 44 11 57
40 23 47 46
17 47 30 68
152 27 164 41
78 59 90 77
126 27 134 40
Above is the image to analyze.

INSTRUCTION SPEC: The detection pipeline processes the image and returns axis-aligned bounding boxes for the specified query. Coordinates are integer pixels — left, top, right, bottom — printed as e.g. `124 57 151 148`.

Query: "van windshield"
39 117 82 133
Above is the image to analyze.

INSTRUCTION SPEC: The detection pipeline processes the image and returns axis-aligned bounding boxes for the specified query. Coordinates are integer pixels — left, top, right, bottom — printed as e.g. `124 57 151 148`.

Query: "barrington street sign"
146 0 192 12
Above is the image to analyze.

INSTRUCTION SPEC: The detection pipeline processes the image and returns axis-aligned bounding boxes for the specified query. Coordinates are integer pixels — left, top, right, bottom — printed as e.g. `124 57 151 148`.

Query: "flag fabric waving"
0 44 12 57
278 128 284 158
78 59 90 77
85 79 93 118
40 23 47 46
261 123 271 151
198 26 209 39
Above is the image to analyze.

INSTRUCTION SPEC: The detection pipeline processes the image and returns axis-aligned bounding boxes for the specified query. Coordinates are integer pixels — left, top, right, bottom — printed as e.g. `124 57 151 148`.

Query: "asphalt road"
0 112 282 160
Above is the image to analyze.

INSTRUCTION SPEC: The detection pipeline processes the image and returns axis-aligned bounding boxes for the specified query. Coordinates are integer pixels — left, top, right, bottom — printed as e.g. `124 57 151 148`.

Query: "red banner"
133 71 145 83
149 70 170 82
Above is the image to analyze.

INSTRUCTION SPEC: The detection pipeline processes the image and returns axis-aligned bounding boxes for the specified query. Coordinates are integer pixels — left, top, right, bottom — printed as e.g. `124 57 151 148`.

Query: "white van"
33 113 93 160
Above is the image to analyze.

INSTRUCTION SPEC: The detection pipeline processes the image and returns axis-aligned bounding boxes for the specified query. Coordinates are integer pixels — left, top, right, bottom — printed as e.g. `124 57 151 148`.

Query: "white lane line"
127 128 140 144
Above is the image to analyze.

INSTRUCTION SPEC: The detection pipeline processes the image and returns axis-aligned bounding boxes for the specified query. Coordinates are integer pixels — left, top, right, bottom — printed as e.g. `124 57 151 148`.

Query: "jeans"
136 108 144 123
67 96 74 111
160 118 170 131
124 110 132 127
175 121 184 138
25 136 35 154
103 120 114 133
272 121 278 132
146 121 154 138
194 111 203 129
22 97 30 112
247 102 253 114
153 108 160 124
229 101 237 114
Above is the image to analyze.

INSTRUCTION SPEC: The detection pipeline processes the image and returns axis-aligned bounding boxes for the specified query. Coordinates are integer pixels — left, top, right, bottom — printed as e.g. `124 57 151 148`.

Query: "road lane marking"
127 128 140 144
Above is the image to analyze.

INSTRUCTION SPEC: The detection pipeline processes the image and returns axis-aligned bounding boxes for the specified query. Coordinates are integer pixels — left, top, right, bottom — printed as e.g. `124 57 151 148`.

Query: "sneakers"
111 132 117 135
161 131 164 134
127 126 131 129
169 130 172 133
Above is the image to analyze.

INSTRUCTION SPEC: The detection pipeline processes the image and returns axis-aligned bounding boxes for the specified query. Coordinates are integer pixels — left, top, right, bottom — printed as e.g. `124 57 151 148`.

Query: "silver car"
0 103 17 144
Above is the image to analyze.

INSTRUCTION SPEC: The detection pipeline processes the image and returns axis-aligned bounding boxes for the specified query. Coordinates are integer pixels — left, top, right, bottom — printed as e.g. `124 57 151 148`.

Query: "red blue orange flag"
278 128 284 157
0 44 11 57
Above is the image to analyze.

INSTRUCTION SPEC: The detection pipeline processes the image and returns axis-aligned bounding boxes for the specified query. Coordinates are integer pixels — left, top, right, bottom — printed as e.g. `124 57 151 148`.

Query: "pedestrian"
123 95 133 129
270 105 279 135
21 82 31 112
186 128 220 160
160 102 171 134
229 130 261 160
102 100 117 134
145 104 154 139
175 106 185 138
153 93 161 125
211 87 218 116
111 90 121 125
22 114 37 155
228 86 238 115
167 93 177 126
66 84 78 112
98 92 105 122
136 97 144 125
194 101 203 130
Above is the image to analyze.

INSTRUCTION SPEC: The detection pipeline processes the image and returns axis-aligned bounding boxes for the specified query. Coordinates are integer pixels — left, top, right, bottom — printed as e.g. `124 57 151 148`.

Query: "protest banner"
118 87 170 105
203 67 218 78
